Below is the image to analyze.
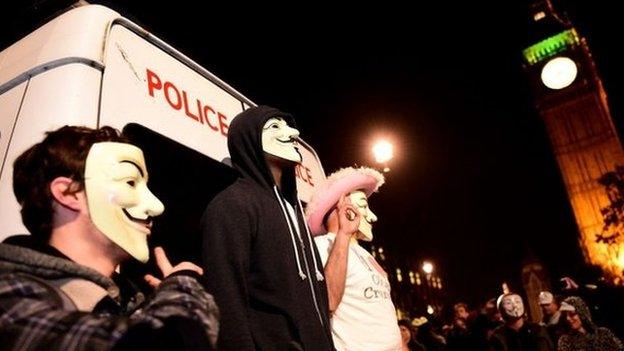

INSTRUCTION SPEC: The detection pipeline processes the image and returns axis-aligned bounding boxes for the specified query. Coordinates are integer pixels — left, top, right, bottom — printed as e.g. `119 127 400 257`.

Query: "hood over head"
228 105 299 203
560 296 595 331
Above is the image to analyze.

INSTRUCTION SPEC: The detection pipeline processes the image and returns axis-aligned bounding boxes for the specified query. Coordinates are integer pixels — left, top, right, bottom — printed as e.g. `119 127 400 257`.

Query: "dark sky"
4 0 623 307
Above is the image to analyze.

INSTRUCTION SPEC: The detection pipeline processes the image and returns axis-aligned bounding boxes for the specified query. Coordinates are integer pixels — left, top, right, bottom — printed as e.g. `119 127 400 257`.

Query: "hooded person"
201 106 334 350
557 296 623 351
305 166 402 351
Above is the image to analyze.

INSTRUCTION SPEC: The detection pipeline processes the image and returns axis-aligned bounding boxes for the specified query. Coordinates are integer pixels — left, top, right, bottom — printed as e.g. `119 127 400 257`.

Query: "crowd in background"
396 278 623 351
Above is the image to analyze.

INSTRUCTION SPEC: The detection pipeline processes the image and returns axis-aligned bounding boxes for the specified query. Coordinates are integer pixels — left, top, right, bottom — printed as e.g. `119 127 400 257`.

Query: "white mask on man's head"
262 117 302 163
84 142 164 263
500 294 525 319
349 190 378 242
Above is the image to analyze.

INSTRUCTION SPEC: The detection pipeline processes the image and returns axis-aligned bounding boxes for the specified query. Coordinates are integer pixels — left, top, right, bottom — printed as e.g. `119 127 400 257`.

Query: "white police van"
0 4 325 262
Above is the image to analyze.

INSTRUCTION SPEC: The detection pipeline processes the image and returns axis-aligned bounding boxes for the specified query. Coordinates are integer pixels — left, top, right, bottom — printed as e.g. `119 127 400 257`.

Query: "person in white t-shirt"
306 166 402 351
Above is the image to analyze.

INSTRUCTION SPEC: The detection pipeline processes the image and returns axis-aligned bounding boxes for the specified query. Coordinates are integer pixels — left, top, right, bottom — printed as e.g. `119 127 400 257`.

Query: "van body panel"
100 24 242 164
0 64 101 239
0 5 118 88
0 5 326 241
0 82 27 176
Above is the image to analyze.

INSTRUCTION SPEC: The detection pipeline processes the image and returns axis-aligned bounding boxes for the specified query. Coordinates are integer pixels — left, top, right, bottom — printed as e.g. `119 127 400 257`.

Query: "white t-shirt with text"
315 233 401 351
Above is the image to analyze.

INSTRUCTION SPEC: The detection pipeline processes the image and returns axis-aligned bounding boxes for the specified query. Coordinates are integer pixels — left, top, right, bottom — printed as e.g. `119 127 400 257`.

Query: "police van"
0 4 325 263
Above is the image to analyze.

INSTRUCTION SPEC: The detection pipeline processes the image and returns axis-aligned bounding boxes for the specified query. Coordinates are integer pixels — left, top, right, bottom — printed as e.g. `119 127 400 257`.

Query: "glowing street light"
422 261 434 274
372 140 394 164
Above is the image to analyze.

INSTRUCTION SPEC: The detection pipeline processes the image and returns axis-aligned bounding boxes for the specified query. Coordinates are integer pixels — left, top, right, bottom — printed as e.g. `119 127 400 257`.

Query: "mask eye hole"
271 123 280 129
126 180 136 187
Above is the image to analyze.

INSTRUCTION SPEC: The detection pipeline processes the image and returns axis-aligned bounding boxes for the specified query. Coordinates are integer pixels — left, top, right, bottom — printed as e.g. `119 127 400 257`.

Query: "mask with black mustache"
261 117 302 163
84 142 164 262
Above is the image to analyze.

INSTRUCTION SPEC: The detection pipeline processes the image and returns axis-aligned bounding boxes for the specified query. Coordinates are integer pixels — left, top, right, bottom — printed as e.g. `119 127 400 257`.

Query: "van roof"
0 5 119 90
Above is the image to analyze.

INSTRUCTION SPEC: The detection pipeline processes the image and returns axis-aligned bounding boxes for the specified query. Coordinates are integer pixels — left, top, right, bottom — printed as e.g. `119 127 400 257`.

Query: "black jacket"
488 321 553 351
201 106 334 350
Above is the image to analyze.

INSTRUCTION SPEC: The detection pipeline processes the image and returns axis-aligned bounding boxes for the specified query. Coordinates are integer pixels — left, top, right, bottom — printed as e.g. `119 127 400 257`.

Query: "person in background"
472 298 505 350
398 319 426 351
538 291 564 345
447 302 478 351
488 293 553 351
557 296 623 351
416 317 447 351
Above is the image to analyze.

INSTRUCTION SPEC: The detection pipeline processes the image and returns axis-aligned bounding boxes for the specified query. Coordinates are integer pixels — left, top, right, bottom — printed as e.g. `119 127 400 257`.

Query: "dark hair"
13 125 129 240
398 319 420 350
398 318 412 328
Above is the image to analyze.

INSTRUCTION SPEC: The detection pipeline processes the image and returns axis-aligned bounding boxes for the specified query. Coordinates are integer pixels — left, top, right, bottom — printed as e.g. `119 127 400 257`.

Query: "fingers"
144 274 162 288
153 247 204 281
346 208 357 221
154 246 173 276
172 262 204 276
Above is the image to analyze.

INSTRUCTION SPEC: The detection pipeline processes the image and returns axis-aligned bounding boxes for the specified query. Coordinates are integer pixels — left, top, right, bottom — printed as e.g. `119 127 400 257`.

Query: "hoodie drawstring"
297 198 324 281
272 186 307 280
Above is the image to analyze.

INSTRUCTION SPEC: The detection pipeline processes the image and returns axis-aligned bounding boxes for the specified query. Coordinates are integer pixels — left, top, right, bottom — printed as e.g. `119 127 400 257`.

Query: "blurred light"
427 305 434 315
409 271 416 284
396 268 403 282
373 140 394 164
422 261 434 274
533 11 545 21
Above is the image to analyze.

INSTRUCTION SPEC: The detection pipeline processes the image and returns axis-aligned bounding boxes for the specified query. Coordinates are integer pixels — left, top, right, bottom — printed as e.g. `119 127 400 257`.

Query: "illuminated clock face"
540 56 578 90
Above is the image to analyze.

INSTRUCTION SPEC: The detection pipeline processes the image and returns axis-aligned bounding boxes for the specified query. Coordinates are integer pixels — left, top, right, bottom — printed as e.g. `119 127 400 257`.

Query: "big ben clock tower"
524 0 624 281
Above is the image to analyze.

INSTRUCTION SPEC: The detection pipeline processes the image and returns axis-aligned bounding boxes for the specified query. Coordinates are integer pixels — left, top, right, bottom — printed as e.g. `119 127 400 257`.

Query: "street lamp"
372 140 393 172
422 261 433 274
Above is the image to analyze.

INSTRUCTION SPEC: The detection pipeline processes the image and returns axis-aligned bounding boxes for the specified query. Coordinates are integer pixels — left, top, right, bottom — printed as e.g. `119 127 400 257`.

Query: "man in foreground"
0 126 219 350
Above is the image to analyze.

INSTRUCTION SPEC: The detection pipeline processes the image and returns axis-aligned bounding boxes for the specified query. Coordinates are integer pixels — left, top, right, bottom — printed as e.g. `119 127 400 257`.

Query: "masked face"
349 190 378 242
84 142 164 263
262 117 302 163
501 294 525 319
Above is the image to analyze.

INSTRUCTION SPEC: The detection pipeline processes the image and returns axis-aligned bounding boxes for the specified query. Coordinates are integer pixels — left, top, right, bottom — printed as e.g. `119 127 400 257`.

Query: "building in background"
523 0 624 283
370 244 446 319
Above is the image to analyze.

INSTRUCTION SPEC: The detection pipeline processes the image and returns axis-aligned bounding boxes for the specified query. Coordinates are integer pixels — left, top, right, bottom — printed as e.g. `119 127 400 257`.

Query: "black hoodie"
201 106 334 350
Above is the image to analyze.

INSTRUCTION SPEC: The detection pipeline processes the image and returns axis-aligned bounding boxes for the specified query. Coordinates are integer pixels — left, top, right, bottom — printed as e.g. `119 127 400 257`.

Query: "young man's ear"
49 177 83 212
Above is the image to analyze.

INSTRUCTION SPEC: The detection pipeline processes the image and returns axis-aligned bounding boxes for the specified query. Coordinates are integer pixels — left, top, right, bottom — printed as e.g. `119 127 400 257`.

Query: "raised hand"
336 194 361 237
144 246 204 288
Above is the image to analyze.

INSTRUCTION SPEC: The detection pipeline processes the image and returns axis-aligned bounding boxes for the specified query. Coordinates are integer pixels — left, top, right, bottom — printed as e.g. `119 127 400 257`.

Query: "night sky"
4 0 624 308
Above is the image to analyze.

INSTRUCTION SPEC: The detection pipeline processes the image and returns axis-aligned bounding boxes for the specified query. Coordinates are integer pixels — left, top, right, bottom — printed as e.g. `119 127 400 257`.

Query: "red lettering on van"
182 91 201 122
218 112 229 137
145 68 231 137
146 69 161 97
164 82 182 110
203 105 219 131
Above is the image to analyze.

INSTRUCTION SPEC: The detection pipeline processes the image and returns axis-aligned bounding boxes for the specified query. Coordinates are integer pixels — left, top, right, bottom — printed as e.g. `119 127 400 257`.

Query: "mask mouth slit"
123 209 152 227
276 137 297 144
